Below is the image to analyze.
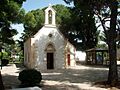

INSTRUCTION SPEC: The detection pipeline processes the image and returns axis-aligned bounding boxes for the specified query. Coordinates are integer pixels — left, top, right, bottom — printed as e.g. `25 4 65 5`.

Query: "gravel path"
1 64 119 90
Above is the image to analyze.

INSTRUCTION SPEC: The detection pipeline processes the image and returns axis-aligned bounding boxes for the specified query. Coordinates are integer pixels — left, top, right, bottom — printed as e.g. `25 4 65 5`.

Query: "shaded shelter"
85 48 109 65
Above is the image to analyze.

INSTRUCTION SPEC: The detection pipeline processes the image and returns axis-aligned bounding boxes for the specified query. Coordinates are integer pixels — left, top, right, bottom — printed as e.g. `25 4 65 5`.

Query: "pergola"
85 48 109 65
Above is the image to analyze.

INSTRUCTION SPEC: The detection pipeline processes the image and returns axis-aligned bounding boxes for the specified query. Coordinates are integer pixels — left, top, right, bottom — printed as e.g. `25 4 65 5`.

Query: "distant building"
24 5 76 70
85 48 109 65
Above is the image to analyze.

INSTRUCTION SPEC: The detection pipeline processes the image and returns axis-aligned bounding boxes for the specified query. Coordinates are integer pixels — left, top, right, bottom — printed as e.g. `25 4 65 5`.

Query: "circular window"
48 33 52 38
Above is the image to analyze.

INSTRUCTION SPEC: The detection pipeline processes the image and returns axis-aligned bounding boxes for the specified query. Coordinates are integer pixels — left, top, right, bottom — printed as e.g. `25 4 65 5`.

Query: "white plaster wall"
31 26 65 70
68 42 76 66
24 38 31 68
65 42 76 67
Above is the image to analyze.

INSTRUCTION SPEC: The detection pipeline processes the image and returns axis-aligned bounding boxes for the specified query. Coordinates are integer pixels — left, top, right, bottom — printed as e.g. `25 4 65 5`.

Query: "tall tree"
22 8 44 40
0 0 26 89
108 0 118 86
60 2 98 50
0 0 26 50
0 0 26 62
64 0 119 86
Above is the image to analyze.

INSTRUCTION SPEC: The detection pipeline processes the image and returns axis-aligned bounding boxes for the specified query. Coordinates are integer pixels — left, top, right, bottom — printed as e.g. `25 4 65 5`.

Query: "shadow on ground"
2 64 120 90
15 63 25 70
2 74 20 89
42 67 108 83
1 63 24 89
41 66 110 90
41 65 120 90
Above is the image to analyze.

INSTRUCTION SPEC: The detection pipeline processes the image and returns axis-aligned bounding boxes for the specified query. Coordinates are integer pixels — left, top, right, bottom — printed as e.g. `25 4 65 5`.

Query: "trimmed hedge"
18 69 42 87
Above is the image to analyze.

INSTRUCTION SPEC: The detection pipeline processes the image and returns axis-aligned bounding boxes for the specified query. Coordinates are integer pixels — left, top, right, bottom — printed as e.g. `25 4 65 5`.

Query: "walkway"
1 64 119 90
1 64 23 89
41 65 109 90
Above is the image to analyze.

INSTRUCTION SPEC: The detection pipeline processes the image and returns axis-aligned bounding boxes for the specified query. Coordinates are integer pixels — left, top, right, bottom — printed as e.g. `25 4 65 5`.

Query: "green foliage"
53 5 71 25
59 5 98 50
0 0 26 65
4 40 24 63
0 0 26 49
18 69 42 87
23 9 44 40
0 51 9 59
97 43 108 49
14 40 24 63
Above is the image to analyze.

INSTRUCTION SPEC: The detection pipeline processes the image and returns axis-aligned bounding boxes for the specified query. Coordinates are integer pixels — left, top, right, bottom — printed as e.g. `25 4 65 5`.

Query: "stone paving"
1 64 120 90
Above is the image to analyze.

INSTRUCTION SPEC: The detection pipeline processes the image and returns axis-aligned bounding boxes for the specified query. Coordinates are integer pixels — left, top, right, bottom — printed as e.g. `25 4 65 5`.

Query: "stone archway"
45 43 55 69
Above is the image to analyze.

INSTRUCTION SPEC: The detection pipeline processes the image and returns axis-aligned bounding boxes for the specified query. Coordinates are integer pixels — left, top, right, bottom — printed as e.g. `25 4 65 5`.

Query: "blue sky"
13 0 72 40
22 0 69 12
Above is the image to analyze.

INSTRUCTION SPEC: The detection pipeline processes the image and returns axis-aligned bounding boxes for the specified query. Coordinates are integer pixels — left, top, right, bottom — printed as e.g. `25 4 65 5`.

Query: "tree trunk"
0 71 4 90
0 46 3 69
108 0 118 86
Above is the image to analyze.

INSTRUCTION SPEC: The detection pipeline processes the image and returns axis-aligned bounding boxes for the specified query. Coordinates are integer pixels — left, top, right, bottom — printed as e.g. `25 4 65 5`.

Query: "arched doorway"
45 43 55 69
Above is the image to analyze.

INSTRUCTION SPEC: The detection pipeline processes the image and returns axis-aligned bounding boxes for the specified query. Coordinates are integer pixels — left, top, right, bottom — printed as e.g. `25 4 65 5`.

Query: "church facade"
24 5 76 70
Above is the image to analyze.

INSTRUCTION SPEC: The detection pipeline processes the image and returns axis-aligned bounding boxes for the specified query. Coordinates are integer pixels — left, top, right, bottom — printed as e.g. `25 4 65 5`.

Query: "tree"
22 8 44 41
0 0 26 63
0 0 26 89
0 0 26 52
60 3 98 50
0 71 4 90
64 0 119 86
107 0 118 86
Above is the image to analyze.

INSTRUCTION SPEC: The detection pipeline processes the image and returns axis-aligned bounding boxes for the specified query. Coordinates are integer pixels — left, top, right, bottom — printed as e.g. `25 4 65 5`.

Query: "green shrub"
1 59 9 66
18 69 42 87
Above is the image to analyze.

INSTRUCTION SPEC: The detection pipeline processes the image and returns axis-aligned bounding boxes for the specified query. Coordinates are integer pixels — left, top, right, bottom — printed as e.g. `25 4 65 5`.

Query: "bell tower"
45 4 56 26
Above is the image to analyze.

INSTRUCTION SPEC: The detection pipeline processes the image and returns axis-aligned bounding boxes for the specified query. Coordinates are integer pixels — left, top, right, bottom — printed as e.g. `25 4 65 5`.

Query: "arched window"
48 10 52 24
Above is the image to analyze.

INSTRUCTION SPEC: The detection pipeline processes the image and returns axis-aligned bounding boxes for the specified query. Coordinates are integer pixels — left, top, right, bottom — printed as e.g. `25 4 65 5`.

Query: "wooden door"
47 53 54 69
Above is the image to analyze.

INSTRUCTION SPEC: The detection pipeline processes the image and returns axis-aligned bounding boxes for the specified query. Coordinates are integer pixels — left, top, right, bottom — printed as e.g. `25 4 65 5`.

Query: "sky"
13 0 72 40
22 0 69 12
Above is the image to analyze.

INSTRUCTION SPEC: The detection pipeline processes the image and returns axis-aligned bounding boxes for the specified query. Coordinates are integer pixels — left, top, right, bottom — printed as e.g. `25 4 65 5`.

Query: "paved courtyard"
1 64 120 90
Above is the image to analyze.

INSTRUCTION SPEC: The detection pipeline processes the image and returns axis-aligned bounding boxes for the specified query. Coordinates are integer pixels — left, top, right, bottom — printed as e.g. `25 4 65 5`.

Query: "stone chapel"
24 5 76 70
